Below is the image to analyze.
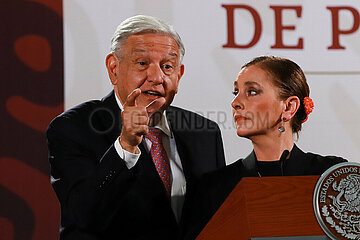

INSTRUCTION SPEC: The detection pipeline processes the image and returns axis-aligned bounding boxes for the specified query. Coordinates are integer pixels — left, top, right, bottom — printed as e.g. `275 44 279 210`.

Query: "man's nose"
147 64 164 84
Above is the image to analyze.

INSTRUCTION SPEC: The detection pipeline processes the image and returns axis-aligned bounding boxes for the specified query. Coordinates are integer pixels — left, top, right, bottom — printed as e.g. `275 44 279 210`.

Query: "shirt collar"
114 92 124 111
156 111 172 137
114 92 172 137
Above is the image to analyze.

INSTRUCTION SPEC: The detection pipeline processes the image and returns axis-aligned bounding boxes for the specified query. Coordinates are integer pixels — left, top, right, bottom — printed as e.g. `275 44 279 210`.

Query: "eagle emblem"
314 163 360 240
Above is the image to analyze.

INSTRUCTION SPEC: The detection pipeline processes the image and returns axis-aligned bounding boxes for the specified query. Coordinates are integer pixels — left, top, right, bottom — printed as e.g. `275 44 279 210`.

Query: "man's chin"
148 102 168 118
159 101 170 111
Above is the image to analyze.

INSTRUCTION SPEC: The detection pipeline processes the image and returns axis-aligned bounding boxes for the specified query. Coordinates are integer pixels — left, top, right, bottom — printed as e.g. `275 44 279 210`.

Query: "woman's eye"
247 90 258 96
232 90 239 96
138 61 146 66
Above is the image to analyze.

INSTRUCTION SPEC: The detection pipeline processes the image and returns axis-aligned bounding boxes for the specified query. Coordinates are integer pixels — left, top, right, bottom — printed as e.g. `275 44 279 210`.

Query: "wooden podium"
196 176 328 240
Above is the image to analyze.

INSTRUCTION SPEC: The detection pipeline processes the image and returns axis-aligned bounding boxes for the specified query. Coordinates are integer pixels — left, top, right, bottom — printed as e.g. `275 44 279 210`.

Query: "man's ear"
175 64 185 94
282 96 300 121
106 53 119 85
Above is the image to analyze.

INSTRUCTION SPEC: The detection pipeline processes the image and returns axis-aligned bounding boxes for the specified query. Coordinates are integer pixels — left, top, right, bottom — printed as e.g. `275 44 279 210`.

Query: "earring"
278 126 285 133
278 116 286 133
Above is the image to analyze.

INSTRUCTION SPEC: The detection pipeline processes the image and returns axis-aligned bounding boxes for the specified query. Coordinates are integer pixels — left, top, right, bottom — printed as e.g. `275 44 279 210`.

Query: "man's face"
107 33 184 111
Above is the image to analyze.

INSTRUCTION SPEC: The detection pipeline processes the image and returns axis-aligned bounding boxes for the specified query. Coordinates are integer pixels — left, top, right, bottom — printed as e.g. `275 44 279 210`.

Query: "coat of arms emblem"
314 162 360 240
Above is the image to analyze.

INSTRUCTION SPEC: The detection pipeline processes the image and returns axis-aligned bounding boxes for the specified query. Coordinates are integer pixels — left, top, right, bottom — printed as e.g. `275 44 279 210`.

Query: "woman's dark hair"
242 56 310 134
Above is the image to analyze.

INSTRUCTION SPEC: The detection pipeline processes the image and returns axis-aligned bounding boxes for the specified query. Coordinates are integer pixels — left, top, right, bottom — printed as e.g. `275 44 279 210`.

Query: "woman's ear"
106 53 119 85
282 96 300 121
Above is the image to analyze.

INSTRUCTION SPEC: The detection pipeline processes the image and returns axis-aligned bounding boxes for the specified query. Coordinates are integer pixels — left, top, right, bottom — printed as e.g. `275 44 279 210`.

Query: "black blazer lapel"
165 107 192 182
166 107 199 227
99 91 122 144
241 144 307 176
241 151 259 177
284 144 307 175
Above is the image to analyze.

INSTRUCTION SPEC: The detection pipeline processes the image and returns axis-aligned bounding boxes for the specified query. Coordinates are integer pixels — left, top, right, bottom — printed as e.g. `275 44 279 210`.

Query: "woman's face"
231 65 284 138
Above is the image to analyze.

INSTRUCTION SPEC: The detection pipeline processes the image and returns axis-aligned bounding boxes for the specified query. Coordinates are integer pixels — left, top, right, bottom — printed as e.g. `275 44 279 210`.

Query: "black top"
257 160 282 176
241 144 346 177
182 144 347 240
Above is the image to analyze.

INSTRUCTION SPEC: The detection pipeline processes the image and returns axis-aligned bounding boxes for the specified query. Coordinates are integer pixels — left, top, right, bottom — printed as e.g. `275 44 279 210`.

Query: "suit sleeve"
47 116 135 231
182 177 217 240
183 170 236 240
182 160 243 239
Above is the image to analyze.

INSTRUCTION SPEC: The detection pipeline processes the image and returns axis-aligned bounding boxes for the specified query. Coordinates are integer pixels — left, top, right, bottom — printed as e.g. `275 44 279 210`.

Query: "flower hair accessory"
302 97 314 123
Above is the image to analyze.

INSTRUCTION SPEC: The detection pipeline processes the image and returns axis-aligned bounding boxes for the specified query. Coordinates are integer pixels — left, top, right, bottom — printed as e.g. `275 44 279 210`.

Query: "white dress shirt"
113 94 186 222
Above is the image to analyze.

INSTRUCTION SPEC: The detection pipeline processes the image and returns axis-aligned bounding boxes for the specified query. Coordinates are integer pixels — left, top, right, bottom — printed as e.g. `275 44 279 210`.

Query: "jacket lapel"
165 107 192 183
241 151 259 177
241 144 307 176
284 144 306 175
99 91 122 144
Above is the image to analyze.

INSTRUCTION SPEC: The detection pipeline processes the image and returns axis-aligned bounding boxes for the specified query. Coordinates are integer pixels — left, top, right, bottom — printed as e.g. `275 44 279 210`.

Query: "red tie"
145 127 172 196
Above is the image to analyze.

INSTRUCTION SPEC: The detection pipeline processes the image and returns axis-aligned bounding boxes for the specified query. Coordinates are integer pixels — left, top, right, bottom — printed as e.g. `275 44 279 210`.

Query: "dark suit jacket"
183 144 347 239
46 91 225 240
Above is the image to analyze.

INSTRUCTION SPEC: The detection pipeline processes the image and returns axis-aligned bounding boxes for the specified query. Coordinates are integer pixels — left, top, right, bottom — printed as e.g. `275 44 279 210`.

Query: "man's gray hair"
110 15 185 62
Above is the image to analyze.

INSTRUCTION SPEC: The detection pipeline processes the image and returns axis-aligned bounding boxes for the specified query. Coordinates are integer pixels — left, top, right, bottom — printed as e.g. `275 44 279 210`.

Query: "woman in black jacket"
183 56 347 239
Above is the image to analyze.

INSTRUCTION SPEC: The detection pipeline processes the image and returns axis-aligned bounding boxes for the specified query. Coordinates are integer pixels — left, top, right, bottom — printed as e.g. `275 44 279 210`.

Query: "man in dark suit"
47 15 225 240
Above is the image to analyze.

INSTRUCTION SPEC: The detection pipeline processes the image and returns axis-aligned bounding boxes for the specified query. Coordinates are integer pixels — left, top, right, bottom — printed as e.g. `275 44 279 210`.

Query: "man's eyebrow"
132 49 147 54
168 52 178 58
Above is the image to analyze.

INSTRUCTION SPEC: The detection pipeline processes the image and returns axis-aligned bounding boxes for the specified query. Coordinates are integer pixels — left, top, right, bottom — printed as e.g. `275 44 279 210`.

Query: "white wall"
64 0 360 164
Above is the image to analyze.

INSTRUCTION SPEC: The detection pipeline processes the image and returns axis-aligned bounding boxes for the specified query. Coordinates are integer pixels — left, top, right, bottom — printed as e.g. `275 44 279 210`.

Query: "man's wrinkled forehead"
125 34 180 58
131 48 179 59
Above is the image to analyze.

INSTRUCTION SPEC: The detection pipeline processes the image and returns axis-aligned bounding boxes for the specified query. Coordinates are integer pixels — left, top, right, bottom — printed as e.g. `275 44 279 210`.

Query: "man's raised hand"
119 89 165 153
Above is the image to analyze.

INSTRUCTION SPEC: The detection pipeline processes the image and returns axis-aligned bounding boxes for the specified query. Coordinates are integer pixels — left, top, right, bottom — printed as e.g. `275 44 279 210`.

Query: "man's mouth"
143 90 162 97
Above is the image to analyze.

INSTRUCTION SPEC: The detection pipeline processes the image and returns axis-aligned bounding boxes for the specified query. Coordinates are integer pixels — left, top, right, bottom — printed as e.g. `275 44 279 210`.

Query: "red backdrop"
0 0 63 239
